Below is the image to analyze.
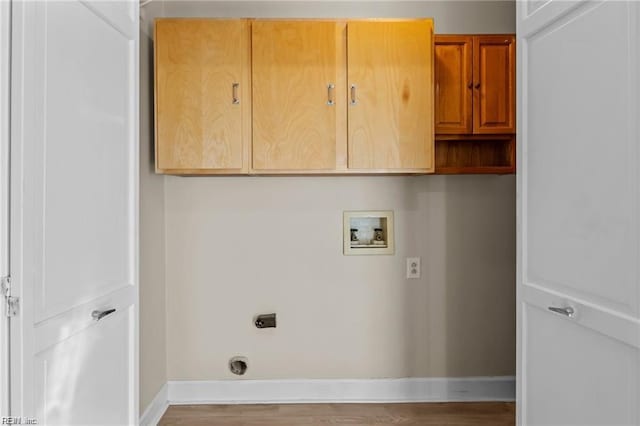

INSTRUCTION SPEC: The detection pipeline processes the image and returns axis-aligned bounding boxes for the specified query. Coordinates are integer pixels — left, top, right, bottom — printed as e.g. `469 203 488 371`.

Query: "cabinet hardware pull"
92 308 116 321
327 83 335 106
467 82 473 89
350 84 357 105
232 83 240 104
474 83 481 89
548 306 575 318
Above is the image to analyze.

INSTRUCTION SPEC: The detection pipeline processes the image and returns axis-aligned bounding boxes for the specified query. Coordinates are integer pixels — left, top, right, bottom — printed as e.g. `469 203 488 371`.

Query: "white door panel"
524 304 639 426
518 0 640 425
524 0 551 18
33 285 136 355
525 0 639 317
9 0 138 423
34 0 136 322
80 1 137 37
0 0 10 417
523 283 640 350
520 1 583 36
35 305 135 426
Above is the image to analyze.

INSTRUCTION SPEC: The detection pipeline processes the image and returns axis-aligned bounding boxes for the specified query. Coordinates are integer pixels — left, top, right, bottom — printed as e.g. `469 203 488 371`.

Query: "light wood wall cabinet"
434 34 515 174
251 21 347 172
154 19 251 174
348 20 434 172
154 19 434 175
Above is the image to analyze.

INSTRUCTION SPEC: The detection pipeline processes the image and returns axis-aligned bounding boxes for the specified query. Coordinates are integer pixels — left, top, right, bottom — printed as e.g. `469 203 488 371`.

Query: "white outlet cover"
406 257 421 279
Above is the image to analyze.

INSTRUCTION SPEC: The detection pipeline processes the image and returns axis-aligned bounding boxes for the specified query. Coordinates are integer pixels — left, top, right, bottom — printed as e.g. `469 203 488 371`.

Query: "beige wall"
165 176 516 380
159 0 517 382
139 4 167 413
161 1 515 34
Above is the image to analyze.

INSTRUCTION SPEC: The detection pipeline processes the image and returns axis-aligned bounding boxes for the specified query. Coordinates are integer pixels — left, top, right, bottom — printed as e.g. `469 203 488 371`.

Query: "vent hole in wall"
229 356 248 376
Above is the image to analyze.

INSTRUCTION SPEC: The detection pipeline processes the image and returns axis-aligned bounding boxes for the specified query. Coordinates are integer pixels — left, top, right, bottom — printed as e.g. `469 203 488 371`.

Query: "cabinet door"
473 35 515 134
155 19 250 173
347 20 434 171
434 36 473 134
251 21 347 172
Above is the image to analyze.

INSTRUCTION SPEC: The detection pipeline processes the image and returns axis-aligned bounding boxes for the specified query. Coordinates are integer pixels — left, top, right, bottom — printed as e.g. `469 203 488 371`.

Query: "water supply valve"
254 313 276 329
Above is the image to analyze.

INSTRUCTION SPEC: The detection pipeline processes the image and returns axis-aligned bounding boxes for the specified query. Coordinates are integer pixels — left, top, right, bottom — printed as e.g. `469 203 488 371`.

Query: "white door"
0 0 11 418
518 1 640 425
8 1 139 424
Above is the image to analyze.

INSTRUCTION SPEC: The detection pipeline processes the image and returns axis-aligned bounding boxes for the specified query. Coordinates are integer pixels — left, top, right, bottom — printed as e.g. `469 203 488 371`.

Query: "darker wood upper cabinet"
473 36 516 134
435 35 515 134
434 36 473 134
434 34 515 174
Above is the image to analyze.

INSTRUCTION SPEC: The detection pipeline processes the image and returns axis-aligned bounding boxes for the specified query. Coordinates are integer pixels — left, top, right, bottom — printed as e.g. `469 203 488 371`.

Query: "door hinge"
6 296 18 317
1 275 10 297
6 296 20 317
1 276 18 317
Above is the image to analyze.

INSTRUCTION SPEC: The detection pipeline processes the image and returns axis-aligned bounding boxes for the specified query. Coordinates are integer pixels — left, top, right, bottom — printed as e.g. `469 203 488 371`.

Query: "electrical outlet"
406 257 421 279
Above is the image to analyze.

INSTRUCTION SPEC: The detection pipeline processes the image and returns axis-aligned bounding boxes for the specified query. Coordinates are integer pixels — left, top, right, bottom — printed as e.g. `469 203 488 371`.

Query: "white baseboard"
140 376 515 423
140 383 169 426
167 376 515 405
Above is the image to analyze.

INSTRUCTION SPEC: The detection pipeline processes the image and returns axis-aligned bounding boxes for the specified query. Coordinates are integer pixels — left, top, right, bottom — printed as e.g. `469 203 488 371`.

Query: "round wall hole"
229 356 248 376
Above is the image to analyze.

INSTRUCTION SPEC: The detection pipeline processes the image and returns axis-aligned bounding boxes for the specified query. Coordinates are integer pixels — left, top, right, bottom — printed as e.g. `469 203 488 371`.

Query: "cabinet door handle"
327 83 335 106
350 84 357 105
467 82 473 89
92 308 116 321
474 83 481 89
232 83 240 104
548 306 575 318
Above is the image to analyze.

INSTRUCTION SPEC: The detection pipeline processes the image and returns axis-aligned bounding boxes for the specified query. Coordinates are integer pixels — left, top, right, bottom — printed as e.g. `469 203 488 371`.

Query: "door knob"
548 306 575 318
92 308 116 321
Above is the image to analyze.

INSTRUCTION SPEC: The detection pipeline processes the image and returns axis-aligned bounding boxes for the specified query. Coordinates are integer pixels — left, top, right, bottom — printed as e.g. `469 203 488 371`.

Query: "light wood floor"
159 402 515 425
